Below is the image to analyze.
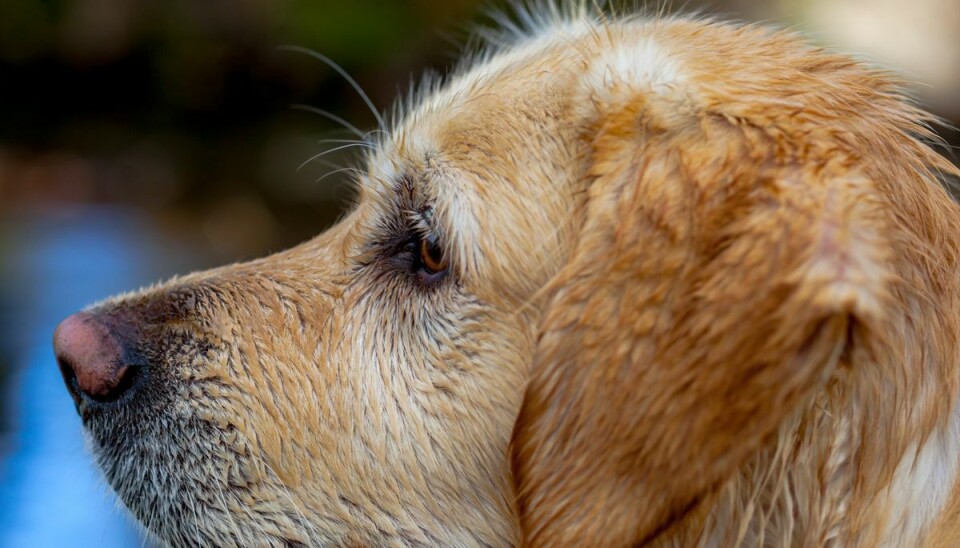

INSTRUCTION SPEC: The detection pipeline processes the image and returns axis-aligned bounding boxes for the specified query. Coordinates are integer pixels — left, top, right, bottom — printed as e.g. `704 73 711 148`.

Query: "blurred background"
0 0 957 545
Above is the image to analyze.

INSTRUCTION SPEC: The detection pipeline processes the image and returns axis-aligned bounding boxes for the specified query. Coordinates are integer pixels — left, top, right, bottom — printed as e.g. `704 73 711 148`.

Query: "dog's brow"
392 167 468 274
395 172 417 201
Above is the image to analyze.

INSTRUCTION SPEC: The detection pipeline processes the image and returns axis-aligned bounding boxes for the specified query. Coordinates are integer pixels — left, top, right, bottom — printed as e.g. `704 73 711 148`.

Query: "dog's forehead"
373 35 599 185
363 20 689 178
355 47 577 238
351 19 692 294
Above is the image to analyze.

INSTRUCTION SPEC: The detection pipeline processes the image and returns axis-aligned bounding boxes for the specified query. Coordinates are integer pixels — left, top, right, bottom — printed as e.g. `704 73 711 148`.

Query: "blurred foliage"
0 0 957 259
0 0 488 258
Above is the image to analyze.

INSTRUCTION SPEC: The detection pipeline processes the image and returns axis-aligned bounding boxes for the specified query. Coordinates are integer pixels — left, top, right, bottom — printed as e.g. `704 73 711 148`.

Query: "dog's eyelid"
391 203 455 282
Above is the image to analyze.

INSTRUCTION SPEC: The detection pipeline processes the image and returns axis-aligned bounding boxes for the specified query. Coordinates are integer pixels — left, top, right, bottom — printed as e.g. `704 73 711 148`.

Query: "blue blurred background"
0 0 957 546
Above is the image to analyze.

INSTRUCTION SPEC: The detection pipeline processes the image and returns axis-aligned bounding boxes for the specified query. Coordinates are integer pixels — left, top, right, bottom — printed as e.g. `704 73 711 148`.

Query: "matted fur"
59 3 960 547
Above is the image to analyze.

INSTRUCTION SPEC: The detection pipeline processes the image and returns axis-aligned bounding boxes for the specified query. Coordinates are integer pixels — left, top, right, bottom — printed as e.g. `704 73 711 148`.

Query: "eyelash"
388 209 449 285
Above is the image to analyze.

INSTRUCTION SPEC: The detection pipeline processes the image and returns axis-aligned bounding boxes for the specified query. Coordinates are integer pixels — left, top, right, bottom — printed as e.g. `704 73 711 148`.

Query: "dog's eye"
418 233 448 275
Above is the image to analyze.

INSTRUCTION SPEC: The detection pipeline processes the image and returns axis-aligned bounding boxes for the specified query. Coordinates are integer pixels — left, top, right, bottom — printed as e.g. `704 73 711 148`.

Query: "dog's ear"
510 95 892 545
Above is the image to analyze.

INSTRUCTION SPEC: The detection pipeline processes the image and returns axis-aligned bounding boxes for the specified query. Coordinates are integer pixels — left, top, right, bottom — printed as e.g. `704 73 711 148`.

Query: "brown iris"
419 234 448 274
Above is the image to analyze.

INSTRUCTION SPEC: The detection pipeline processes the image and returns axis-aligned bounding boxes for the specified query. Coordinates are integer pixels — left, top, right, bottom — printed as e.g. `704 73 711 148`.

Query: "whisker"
318 138 377 147
291 104 365 138
279 45 387 131
250 451 317 545
310 157 357 172
297 143 373 172
363 128 390 140
214 484 243 544
315 166 363 185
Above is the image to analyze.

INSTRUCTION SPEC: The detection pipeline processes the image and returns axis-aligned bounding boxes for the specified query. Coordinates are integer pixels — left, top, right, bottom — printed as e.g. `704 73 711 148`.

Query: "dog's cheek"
320 287 530 542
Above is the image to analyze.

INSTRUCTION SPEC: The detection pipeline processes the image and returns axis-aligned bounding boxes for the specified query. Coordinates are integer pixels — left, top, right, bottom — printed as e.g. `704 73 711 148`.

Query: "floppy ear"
510 96 890 546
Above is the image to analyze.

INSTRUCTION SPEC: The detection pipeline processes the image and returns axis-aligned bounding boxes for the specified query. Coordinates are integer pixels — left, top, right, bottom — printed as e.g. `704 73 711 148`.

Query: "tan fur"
63 6 960 547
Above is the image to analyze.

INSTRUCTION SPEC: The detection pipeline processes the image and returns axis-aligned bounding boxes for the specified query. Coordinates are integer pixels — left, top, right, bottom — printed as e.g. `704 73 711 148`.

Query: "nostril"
53 312 140 405
95 364 138 404
56 354 81 403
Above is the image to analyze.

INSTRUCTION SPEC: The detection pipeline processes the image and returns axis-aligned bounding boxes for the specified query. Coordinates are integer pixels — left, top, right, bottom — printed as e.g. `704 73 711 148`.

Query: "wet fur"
70 4 960 547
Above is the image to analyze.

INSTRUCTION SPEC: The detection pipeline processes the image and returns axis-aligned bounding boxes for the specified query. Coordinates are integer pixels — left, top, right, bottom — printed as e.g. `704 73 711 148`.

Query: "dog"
52 4 960 546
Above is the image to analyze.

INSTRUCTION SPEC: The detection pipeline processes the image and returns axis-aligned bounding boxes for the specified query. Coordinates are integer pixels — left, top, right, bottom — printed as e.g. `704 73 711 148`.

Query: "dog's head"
52 10 960 547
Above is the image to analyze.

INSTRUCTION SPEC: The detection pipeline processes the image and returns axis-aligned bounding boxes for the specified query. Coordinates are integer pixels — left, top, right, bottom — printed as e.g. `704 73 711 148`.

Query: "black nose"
53 312 140 406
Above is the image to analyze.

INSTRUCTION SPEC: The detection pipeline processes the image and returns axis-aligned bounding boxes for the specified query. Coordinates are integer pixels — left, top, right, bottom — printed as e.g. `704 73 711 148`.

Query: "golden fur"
59 5 960 547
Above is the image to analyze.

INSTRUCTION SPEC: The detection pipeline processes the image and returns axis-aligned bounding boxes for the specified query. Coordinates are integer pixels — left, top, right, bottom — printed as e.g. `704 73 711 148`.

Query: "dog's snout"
54 312 139 406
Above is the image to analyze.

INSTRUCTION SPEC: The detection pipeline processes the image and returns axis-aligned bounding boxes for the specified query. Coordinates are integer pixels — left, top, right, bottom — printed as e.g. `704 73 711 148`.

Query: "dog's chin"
81 381 312 547
84 402 309 546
